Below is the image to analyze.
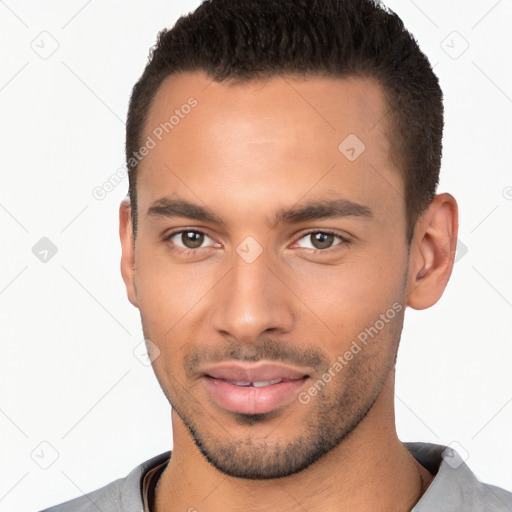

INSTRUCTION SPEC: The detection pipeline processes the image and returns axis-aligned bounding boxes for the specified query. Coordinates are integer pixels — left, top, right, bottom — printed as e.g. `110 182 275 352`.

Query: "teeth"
252 379 282 387
230 379 283 387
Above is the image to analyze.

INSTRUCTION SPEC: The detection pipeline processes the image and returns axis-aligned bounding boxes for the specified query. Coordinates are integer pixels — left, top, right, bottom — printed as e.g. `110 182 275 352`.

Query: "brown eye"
181 231 204 248
295 231 343 251
168 230 216 250
310 232 335 249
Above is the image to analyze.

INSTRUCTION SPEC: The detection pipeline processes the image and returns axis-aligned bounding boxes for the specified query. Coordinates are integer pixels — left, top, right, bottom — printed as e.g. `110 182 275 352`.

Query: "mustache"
183 338 329 377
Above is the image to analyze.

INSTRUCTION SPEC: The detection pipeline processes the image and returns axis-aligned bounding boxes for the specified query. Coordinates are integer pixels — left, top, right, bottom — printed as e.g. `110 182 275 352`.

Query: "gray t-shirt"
38 442 512 511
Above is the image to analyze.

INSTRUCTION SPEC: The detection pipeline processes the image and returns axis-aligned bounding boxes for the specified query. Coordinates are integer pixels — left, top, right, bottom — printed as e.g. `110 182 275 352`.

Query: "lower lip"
203 377 308 415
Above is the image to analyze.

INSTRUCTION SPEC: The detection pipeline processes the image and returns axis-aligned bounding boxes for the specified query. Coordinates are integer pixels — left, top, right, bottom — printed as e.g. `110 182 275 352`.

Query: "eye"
295 231 345 251
168 230 217 250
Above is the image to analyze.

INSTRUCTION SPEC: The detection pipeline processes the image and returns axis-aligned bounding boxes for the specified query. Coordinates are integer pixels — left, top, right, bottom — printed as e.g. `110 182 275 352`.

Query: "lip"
201 361 310 382
200 362 310 415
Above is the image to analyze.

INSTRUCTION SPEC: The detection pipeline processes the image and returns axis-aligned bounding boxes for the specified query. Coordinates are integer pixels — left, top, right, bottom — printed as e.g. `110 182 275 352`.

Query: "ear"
406 193 459 310
119 197 139 308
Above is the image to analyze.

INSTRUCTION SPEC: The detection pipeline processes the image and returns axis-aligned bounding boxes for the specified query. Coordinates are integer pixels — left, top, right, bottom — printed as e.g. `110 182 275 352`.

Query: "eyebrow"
270 198 373 227
146 196 373 227
147 197 225 225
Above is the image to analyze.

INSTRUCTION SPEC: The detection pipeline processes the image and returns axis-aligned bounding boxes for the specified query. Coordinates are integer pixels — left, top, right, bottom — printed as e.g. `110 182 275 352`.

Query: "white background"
0 1 511 511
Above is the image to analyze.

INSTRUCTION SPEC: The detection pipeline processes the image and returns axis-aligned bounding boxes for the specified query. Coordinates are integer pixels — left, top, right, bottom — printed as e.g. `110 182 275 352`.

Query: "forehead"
143 71 391 147
136 71 402 225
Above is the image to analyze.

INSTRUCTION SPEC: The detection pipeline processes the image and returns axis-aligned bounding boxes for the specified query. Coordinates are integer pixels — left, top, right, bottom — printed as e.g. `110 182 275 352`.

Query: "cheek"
136 240 183 295
133 245 220 337
285 251 407 350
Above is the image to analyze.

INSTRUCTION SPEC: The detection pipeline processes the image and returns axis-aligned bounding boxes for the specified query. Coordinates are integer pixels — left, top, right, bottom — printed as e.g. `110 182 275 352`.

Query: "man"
40 0 512 510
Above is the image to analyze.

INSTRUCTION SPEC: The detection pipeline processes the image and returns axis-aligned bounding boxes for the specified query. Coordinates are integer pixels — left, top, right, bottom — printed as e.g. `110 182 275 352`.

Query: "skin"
119 71 458 511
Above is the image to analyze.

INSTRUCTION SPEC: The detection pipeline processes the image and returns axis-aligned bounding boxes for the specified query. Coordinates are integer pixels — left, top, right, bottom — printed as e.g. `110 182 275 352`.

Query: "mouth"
200 362 311 415
214 378 289 387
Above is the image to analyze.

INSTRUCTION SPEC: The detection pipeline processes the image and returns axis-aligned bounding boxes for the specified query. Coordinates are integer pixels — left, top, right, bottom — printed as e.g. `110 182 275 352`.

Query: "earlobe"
119 198 139 308
406 193 459 310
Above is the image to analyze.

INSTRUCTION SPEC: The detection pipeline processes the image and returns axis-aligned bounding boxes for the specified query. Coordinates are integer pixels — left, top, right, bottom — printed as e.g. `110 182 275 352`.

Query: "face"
123 72 412 479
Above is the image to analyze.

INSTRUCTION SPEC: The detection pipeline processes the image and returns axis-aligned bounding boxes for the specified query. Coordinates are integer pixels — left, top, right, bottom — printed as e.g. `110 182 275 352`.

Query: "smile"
225 378 284 387
199 362 311 415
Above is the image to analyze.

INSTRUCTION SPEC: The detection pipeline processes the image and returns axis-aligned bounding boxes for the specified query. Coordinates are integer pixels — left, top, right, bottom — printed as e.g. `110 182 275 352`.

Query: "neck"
154 373 433 512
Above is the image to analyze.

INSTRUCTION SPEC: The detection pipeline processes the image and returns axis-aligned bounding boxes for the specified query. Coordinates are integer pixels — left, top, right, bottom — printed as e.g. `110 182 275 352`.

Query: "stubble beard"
163 348 397 480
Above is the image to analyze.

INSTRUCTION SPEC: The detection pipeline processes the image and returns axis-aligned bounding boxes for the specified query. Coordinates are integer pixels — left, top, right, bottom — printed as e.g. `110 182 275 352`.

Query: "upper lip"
201 362 310 382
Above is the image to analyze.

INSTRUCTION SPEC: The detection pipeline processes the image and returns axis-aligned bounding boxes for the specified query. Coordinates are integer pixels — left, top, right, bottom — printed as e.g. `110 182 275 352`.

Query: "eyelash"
162 229 349 256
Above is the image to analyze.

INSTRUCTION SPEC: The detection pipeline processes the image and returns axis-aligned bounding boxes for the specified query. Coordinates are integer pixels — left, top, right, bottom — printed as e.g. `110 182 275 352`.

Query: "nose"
211 249 295 343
